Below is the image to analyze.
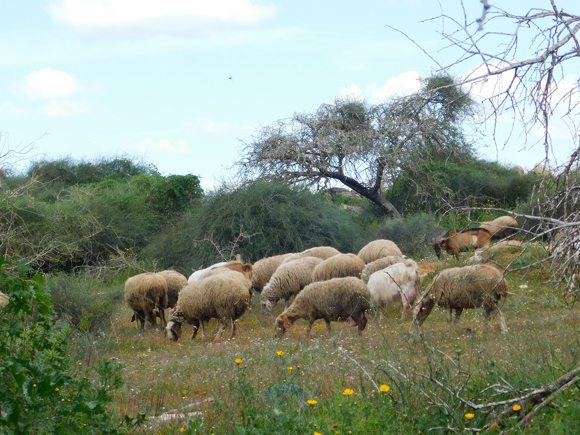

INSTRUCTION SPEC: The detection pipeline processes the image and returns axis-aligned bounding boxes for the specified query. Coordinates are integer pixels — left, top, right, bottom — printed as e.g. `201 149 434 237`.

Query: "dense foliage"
142 180 366 272
0 258 144 434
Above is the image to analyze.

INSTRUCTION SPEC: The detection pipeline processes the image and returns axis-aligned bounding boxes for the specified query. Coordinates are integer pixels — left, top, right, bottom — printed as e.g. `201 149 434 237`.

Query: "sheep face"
261 297 277 313
166 320 182 342
348 312 368 333
412 297 435 326
275 314 292 337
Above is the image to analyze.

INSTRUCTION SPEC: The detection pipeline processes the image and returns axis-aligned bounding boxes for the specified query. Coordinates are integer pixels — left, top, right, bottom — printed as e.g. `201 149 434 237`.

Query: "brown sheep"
436 228 492 259
311 253 366 282
275 277 371 339
413 264 508 331
357 239 403 264
125 273 168 330
200 263 254 295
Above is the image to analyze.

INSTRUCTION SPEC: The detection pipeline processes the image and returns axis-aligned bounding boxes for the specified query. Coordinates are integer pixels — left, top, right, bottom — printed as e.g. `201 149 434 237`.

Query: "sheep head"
275 314 293 337
412 297 435 326
166 320 182 341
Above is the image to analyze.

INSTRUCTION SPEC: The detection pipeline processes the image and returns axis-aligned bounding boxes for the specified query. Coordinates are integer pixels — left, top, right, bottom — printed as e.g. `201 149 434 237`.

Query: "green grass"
62 245 580 434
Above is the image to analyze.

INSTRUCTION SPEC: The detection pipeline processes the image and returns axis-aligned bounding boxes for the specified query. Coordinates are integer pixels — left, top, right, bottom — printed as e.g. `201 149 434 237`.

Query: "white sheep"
366 259 421 320
413 264 508 332
311 253 366 282
357 239 403 264
125 272 169 330
198 263 254 295
166 274 252 341
479 216 519 240
275 277 371 340
360 255 405 284
281 246 342 264
0 291 9 308
260 257 323 313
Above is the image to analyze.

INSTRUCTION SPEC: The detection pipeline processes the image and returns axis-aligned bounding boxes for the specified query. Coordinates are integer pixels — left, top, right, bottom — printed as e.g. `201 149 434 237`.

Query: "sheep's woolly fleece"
275 276 371 337
311 253 365 282
251 253 294 293
357 239 403 264
125 272 168 329
260 256 323 311
158 270 188 309
167 274 252 341
282 246 341 264
360 255 405 283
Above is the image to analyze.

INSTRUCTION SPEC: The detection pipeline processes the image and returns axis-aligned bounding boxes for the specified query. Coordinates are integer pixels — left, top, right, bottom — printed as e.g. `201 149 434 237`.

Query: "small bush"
373 213 442 257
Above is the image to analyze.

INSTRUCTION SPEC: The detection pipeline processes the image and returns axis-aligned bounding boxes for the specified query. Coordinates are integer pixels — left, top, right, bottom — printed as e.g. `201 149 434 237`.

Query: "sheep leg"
192 320 200 339
157 306 167 328
229 319 236 339
306 319 314 340
214 321 225 341
453 308 463 325
485 304 508 332
446 308 454 328
324 318 331 335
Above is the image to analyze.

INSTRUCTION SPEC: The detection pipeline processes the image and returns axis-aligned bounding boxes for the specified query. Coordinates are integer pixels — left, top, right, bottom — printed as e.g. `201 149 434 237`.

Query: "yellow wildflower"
287 366 293 374
276 350 285 356
314 432 322 435
343 388 354 396
465 412 475 420
490 423 500 430
380 384 390 393
512 404 522 411
55 387 59 392
307 399 318 406
180 428 186 433
235 358 243 365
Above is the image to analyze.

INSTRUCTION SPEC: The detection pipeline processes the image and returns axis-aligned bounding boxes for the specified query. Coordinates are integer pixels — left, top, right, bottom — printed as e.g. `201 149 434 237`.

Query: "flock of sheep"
124 216 519 341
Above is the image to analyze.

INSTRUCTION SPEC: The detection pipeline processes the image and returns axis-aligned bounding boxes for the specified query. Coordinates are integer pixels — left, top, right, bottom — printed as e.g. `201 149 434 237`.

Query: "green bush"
0 257 145 434
373 213 442 258
142 181 366 271
386 159 536 214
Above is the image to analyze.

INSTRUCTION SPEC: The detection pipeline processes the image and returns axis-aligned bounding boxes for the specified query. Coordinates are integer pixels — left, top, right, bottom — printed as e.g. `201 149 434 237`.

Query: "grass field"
75 246 580 434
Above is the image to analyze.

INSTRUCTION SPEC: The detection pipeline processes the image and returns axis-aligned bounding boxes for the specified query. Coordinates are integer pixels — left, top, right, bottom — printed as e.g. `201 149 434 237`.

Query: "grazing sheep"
436 228 492 259
357 239 403 264
367 259 421 320
0 291 9 308
275 277 371 339
125 273 169 330
311 253 365 282
201 263 254 295
158 270 188 309
261 257 323 313
413 264 508 332
360 255 405 284
281 246 342 264
187 255 242 283
479 216 519 240
166 275 252 341
251 253 294 293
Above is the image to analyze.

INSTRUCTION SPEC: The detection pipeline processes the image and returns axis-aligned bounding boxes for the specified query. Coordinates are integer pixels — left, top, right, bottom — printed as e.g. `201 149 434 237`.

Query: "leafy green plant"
0 257 144 434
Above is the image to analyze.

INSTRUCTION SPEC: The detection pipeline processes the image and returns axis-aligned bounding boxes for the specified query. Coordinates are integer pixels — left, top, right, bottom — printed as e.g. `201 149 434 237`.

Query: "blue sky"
1 0 577 190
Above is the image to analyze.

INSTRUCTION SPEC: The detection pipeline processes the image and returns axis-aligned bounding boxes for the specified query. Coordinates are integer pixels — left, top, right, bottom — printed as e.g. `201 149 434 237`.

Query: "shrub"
0 257 145 434
142 181 365 271
372 213 442 257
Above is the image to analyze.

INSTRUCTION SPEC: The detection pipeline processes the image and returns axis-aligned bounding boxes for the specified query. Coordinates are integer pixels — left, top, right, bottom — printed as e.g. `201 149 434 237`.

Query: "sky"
1 0 578 190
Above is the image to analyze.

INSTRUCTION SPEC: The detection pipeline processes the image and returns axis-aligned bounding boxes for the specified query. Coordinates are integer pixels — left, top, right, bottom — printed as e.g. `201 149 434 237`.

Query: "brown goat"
437 228 492 259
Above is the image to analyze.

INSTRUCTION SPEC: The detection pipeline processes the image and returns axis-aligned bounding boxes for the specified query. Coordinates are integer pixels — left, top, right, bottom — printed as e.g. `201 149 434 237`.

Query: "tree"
411 1 580 296
236 75 476 217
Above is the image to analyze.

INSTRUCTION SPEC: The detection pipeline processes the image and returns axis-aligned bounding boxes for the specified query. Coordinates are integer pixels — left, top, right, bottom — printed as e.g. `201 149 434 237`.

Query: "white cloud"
339 71 422 104
48 0 276 35
124 138 192 154
22 68 81 100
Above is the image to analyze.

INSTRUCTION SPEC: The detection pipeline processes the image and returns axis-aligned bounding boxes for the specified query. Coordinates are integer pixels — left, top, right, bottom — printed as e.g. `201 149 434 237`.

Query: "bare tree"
398 1 580 296
237 76 475 218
